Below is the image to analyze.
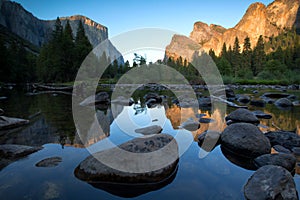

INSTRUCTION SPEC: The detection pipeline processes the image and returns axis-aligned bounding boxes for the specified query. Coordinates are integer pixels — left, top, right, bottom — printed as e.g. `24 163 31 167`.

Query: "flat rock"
74 134 178 183
252 110 272 119
225 108 259 125
261 93 290 99
244 165 298 200
135 125 162 135
0 116 29 130
265 131 300 150
35 157 62 167
221 123 271 158
80 92 110 106
275 98 293 108
180 119 200 131
0 144 43 159
254 153 296 172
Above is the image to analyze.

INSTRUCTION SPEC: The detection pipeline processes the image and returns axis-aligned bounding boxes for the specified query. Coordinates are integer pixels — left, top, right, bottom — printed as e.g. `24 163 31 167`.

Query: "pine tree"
252 35 266 76
74 20 93 70
232 37 241 77
62 20 75 81
242 36 252 72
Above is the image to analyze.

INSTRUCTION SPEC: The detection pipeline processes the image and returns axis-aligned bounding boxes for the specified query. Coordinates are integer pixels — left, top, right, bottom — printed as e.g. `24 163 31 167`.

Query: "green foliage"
37 18 94 82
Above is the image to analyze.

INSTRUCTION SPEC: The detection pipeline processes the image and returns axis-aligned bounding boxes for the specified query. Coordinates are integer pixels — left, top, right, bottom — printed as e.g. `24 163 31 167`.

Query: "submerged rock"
252 110 272 119
225 108 259 125
0 144 43 170
275 98 293 108
0 116 29 130
180 119 200 131
221 123 271 158
35 157 62 168
254 153 296 172
198 131 221 152
135 125 162 135
244 165 298 200
265 131 300 150
0 144 42 159
74 134 178 184
79 92 110 106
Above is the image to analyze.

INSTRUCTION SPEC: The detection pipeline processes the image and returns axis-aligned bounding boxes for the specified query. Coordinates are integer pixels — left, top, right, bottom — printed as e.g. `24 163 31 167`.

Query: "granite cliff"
0 0 123 63
166 0 300 61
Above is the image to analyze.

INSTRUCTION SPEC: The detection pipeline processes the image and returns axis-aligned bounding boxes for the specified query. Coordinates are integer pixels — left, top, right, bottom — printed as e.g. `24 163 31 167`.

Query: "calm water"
0 87 300 200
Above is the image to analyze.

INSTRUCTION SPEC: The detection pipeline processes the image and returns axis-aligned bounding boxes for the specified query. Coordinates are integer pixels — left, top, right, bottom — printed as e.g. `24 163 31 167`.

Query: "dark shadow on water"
87 165 178 198
221 145 257 171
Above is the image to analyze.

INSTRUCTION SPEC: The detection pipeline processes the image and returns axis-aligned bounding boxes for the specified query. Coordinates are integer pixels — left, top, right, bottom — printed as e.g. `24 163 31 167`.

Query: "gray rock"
244 165 298 200
135 125 162 135
74 134 178 183
273 145 291 154
237 95 250 104
221 123 271 158
0 97 8 100
0 116 29 130
275 98 293 108
265 131 300 150
252 110 272 119
79 92 110 106
250 99 265 107
225 108 260 125
0 109 3 115
0 144 43 159
180 119 200 131
35 157 62 167
254 153 296 172
225 87 235 98
198 97 211 107
292 147 300 156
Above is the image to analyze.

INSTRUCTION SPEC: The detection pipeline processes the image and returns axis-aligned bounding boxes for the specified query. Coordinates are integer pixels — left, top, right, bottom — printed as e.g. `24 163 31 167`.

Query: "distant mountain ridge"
166 0 300 61
0 0 124 63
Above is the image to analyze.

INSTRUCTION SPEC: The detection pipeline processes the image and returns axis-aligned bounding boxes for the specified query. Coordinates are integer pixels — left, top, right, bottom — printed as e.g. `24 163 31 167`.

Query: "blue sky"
13 0 274 37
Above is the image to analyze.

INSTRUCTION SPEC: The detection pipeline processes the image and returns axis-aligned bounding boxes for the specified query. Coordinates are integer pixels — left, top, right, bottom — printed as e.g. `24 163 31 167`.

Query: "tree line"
208 29 300 83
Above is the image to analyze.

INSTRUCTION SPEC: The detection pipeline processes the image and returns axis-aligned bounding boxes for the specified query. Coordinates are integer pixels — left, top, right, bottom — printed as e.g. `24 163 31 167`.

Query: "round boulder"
254 153 296 172
244 165 298 200
275 98 293 108
74 134 178 183
221 123 271 158
225 108 259 125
